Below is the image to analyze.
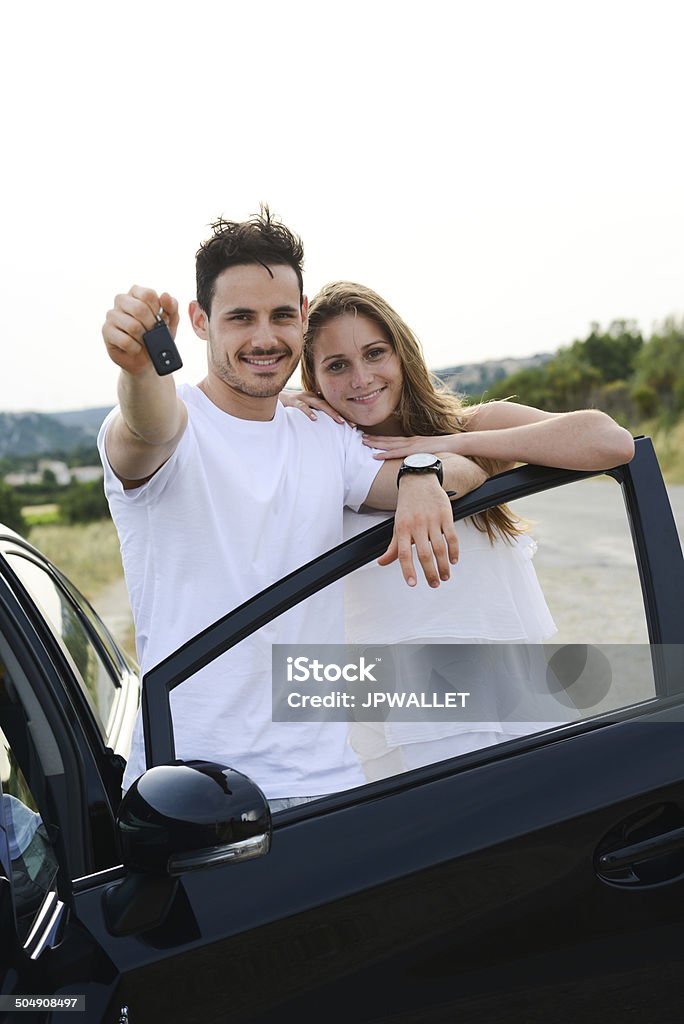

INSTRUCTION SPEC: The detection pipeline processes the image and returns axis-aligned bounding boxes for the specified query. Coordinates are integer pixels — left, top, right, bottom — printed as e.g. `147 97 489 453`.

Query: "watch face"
404 453 439 469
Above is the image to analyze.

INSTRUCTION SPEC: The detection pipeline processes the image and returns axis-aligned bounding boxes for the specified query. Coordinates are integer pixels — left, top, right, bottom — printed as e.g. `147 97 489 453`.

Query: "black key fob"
142 316 183 376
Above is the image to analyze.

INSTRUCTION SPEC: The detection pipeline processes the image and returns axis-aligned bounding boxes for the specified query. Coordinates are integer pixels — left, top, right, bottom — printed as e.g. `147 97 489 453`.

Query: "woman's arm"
363 402 635 472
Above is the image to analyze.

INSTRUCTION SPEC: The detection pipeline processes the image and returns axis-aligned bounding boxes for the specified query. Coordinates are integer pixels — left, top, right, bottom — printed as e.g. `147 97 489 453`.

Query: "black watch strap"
396 455 444 488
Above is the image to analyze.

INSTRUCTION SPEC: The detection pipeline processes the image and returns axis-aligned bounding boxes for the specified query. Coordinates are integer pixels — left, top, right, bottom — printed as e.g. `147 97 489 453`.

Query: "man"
99 208 487 802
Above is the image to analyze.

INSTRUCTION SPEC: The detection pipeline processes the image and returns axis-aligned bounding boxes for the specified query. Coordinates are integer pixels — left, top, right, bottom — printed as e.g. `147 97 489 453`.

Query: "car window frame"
0 589 93 881
0 537 130 750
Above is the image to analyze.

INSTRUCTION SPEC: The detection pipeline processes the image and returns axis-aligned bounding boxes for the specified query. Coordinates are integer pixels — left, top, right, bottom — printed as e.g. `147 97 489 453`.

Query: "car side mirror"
104 761 271 937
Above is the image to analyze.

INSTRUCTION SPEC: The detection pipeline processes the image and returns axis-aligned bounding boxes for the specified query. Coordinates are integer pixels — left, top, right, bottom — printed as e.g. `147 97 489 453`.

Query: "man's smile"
240 352 289 369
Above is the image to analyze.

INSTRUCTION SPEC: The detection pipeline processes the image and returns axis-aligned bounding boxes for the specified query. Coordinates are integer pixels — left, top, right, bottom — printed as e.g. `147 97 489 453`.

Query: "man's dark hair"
195 204 305 315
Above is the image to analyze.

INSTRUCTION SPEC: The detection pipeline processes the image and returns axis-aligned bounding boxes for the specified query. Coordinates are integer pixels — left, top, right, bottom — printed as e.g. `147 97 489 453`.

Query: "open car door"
4 438 684 1024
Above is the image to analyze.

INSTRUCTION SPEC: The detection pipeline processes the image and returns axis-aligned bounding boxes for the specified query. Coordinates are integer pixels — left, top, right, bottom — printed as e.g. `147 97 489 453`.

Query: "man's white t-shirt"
98 384 381 797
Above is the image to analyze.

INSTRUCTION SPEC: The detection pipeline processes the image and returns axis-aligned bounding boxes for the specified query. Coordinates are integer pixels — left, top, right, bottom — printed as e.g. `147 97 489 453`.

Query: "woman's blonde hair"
302 281 524 542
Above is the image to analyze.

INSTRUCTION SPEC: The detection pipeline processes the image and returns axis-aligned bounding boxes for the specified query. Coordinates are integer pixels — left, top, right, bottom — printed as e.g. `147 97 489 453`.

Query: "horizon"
0 346 555 417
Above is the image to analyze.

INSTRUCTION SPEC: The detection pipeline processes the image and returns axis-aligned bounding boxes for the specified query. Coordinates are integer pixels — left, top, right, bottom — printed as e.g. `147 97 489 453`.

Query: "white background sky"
2 0 682 413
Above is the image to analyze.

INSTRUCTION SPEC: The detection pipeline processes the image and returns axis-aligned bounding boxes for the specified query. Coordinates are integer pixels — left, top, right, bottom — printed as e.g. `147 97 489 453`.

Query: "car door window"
0 749 59 942
513 478 650 644
0 655 59 943
4 553 121 740
335 475 655 783
150 471 661 800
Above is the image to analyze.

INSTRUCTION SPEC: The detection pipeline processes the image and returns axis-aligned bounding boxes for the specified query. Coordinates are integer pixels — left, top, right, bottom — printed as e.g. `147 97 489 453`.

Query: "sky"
2 0 682 413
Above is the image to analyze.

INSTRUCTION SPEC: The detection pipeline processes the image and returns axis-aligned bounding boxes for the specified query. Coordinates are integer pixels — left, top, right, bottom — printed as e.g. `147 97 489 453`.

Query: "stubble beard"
210 349 298 399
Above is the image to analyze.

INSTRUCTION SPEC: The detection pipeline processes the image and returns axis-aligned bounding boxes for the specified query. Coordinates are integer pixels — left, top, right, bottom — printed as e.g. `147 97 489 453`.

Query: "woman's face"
311 313 404 431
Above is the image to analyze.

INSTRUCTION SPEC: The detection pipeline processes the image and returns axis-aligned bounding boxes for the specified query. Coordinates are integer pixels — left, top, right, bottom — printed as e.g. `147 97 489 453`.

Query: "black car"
0 436 683 1023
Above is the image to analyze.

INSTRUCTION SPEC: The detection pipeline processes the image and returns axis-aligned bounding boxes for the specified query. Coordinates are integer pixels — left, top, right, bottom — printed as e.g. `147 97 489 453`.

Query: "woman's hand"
362 433 460 459
279 389 347 424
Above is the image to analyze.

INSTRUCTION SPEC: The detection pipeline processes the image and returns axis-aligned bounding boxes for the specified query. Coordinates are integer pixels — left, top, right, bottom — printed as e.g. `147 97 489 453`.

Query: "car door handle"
598 825 684 872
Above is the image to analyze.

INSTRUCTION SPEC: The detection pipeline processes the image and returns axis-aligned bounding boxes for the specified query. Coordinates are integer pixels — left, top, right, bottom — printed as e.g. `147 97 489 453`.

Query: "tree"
543 348 602 410
59 481 110 525
486 367 552 408
581 320 643 383
0 482 26 534
631 317 684 420
484 320 644 415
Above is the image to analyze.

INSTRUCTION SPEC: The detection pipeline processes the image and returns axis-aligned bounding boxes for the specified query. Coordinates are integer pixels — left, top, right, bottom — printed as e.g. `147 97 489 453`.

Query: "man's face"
191 263 306 399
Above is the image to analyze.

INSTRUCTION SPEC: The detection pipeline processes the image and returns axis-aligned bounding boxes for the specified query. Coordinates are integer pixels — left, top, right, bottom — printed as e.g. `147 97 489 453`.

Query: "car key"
142 312 183 376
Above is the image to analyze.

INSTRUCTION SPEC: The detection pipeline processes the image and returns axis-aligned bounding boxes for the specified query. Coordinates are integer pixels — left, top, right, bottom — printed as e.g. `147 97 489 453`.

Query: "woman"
283 282 634 779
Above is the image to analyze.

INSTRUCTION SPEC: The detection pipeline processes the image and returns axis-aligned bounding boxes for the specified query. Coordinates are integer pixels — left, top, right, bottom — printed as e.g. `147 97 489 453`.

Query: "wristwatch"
396 453 444 488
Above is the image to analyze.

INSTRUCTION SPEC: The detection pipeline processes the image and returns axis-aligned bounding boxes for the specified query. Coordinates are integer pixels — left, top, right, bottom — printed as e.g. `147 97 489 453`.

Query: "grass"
639 418 684 484
22 503 60 527
28 519 125 595
26 519 137 659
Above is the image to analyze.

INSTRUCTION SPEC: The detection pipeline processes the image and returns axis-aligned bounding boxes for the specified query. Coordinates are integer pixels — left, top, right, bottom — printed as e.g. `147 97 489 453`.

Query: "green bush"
59 481 110 525
0 482 26 534
631 383 659 419
631 318 684 418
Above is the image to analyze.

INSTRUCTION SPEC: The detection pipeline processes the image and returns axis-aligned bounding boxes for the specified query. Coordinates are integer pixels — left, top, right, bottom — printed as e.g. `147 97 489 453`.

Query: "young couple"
99 208 633 804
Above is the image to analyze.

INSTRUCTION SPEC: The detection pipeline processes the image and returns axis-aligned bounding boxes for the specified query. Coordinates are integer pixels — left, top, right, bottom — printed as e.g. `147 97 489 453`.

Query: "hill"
0 407 111 460
48 407 113 435
433 353 554 399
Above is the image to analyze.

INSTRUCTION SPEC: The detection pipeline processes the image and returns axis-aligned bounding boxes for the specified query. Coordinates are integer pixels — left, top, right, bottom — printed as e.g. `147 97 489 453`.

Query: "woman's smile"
347 386 388 404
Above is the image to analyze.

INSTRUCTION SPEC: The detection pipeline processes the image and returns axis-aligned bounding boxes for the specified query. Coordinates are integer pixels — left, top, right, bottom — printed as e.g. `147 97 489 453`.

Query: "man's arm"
102 286 187 488
364 454 488 510
363 454 488 588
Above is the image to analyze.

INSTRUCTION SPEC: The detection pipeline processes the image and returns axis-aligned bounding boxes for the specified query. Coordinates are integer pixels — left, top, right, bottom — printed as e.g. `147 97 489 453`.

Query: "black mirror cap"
117 761 272 875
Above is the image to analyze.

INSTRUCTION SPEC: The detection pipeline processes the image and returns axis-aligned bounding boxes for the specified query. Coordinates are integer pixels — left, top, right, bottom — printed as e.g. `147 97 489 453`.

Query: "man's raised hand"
103 286 179 376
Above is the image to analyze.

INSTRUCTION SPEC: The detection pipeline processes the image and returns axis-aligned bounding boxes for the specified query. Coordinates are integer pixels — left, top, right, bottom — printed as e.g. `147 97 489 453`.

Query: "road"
518 479 682 644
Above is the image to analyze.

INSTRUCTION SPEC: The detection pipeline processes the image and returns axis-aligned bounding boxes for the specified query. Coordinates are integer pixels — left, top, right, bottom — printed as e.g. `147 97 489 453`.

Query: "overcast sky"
2 0 682 413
